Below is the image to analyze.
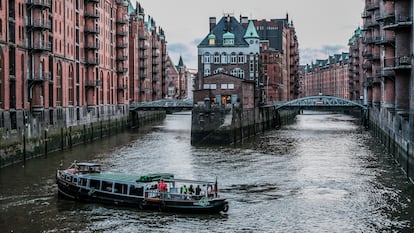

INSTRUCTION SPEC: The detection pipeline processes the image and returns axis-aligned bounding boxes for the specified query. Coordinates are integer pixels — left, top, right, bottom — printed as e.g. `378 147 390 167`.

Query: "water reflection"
1 111 414 232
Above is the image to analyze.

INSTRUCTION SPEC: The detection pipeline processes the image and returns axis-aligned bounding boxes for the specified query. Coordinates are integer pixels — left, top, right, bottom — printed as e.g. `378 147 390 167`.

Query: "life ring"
88 188 95 196
222 203 229 212
198 197 209 207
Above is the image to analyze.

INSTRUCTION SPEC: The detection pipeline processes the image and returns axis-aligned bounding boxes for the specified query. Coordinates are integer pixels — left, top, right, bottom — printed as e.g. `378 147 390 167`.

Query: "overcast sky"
136 0 364 68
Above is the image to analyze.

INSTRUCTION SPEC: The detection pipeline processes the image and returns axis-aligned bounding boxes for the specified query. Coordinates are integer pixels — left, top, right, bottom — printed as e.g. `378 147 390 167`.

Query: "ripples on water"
1 111 414 232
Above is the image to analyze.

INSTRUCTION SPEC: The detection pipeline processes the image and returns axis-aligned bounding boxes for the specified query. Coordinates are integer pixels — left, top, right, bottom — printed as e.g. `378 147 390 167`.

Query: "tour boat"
56 161 229 214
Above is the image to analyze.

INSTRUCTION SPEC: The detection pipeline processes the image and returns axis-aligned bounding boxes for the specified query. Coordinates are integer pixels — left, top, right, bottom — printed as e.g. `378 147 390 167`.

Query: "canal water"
1 111 414 232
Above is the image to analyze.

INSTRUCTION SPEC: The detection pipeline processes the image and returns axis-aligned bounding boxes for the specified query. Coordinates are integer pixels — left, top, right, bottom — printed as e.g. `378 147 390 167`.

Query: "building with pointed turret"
194 14 260 109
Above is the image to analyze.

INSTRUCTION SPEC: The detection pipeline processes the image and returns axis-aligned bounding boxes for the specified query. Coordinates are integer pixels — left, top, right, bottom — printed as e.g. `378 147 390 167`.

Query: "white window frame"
221 53 227 64
238 54 245 64
231 53 237 64
204 53 211 64
213 53 220 64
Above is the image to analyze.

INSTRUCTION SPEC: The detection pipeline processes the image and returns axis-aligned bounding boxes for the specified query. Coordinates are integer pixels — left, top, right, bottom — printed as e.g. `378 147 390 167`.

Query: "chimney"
241 16 249 25
209 17 216 32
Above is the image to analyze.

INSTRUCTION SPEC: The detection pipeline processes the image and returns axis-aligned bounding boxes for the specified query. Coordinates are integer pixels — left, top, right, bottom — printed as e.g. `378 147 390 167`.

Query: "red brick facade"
0 0 169 136
302 53 350 99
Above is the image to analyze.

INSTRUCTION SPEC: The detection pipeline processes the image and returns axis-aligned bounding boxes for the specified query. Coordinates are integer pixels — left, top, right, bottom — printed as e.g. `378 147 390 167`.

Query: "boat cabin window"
73 177 78 183
102 181 113 192
79 178 87 186
114 183 128 195
129 185 144 196
65 175 72 182
89 179 100 189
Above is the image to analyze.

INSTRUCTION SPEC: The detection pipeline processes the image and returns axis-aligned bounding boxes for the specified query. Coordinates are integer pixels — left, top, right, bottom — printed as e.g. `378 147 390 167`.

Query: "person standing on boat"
158 179 167 193
188 184 194 195
195 185 201 197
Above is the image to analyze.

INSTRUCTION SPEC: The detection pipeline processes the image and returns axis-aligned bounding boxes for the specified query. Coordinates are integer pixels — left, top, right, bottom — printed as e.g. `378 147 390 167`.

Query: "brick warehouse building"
0 0 168 137
252 16 300 102
301 53 350 99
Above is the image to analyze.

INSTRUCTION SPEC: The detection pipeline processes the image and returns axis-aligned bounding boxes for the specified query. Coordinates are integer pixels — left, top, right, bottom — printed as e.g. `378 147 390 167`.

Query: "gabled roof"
198 16 249 47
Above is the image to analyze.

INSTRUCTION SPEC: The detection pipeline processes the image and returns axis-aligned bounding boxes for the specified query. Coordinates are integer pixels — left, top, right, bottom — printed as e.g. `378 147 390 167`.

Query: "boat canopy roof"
77 162 102 167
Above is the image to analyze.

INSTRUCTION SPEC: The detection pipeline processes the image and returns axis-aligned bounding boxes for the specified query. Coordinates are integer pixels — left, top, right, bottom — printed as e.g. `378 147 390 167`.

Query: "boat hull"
57 177 228 214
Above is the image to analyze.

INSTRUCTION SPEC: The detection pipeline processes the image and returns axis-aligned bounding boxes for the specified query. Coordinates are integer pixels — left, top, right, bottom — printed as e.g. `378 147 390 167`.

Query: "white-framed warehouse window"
238 54 245 63
221 53 228 64
213 53 220 64
230 53 237 64
204 68 211 76
214 68 225 74
203 84 217 89
204 53 211 64
221 83 235 90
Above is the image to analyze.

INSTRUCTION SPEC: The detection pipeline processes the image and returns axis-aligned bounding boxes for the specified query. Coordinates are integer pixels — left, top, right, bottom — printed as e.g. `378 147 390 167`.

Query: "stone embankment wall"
191 104 296 145
0 111 165 168
369 107 414 181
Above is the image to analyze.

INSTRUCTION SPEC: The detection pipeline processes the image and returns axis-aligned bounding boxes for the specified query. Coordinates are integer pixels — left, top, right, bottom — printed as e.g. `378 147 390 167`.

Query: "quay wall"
0 111 165 168
368 107 414 181
191 105 297 145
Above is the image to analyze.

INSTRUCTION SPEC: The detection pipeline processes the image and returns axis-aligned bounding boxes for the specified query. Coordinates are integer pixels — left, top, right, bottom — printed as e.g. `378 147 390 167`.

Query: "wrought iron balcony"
84 11 100 18
84 41 99 50
117 84 128 90
116 30 127 37
383 15 412 30
366 2 379 11
116 42 127 49
374 35 395 45
28 72 51 81
116 55 127 61
384 56 412 70
26 0 51 8
117 67 128 73
84 79 100 88
84 26 100 34
27 18 51 30
30 41 52 51
85 57 99 66
116 17 128 24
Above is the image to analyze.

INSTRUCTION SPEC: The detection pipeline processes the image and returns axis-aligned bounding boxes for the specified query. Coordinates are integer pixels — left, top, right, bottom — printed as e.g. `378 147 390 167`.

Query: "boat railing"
145 190 214 201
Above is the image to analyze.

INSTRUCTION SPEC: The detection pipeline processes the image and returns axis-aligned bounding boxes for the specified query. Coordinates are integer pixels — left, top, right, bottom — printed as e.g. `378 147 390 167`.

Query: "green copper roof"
223 32 235 39
244 20 259 39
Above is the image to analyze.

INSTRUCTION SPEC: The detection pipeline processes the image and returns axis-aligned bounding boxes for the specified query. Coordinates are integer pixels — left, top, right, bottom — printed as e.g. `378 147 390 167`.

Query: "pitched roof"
198 15 249 47
244 20 259 39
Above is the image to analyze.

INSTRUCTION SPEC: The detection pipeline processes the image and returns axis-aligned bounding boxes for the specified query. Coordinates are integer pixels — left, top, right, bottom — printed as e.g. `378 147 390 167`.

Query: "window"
204 68 210 76
231 68 245 78
238 54 245 64
213 53 220 64
130 185 144 196
230 53 237 64
89 179 100 189
221 53 227 64
223 38 234 45
102 181 113 192
214 68 224 74
203 84 216 89
203 53 210 64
